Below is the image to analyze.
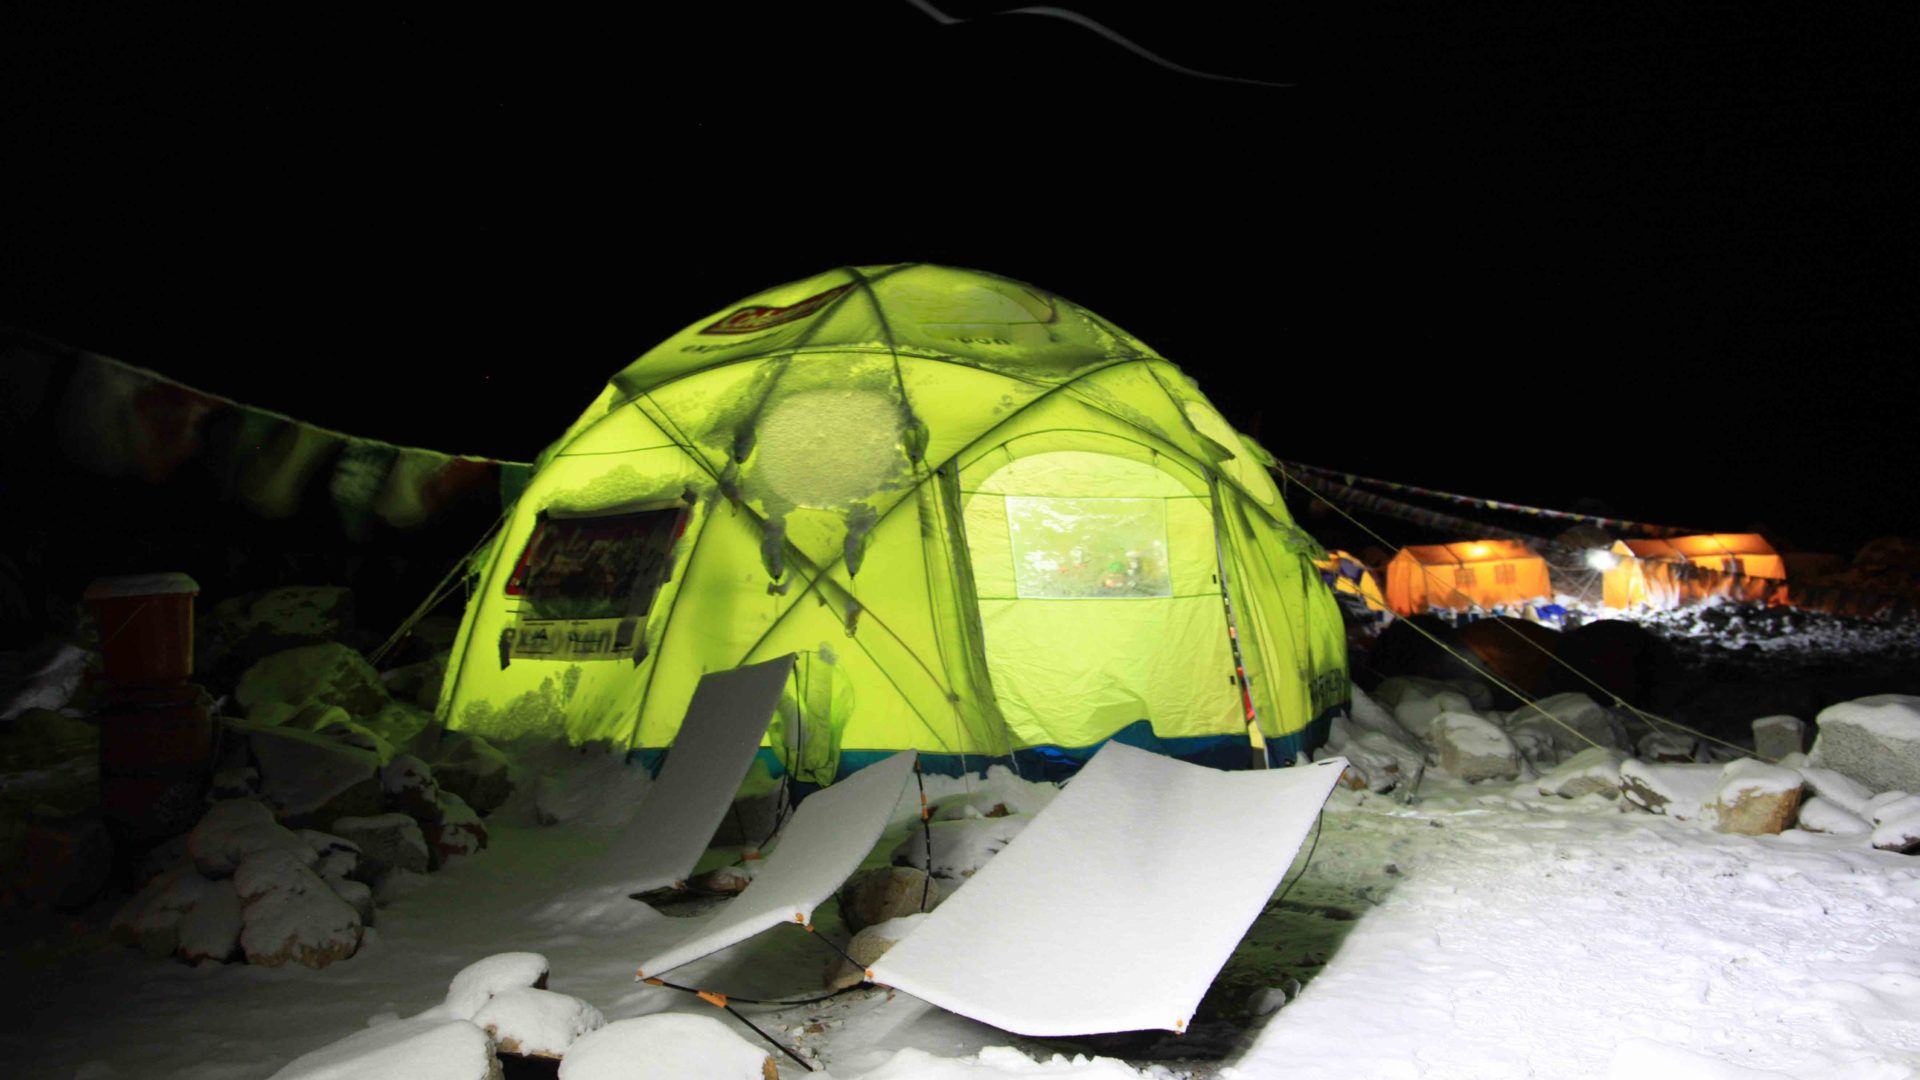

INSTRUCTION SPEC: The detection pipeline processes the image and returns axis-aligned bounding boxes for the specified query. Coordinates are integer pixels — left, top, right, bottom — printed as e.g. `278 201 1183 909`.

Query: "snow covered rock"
381 754 442 822
177 880 242 963
857 1047 1154 1078
236 642 390 721
1811 694 1920 795
300 829 362 880
557 1014 774 1080
423 792 487 869
1864 791 1917 824
111 865 220 958
1619 759 1721 820
929 792 1012 821
443 952 552 1020
1377 677 1476 743
828 913 925 990
268 1016 500 1080
1796 766 1874 816
1751 715 1806 762
328 875 375 924
331 813 430 878
688 862 754 896
839 865 945 932
1347 682 1422 746
891 814 1031 879
1636 730 1698 762
1428 712 1522 783
363 701 436 755
238 855 363 968
1709 760 1804 835
1797 796 1869 835
247 724 384 828
471 986 604 1059
1871 808 1920 854
383 651 449 712
1346 730 1425 796
1537 747 1625 799
1507 692 1630 756
433 734 514 816
187 798 313 877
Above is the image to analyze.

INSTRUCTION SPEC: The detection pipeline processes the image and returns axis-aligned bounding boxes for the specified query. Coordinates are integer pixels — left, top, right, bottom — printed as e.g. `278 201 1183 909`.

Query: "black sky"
3 3 1914 551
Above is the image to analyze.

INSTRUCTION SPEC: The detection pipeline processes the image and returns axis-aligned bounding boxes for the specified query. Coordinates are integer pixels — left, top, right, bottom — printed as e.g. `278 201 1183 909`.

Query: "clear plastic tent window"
1006 496 1172 599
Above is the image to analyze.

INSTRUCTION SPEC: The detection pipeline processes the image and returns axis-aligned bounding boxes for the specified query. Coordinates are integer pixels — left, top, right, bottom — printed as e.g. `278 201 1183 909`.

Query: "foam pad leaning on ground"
601 654 795 896
870 742 1346 1036
634 749 919 978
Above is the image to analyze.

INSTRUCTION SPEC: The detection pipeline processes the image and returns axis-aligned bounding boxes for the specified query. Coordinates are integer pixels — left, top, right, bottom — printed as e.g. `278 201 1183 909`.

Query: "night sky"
4 3 1914 551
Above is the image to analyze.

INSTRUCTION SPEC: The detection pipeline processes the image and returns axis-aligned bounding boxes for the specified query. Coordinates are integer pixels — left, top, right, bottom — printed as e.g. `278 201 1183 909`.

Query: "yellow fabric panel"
963 493 1016 599
976 594 1238 747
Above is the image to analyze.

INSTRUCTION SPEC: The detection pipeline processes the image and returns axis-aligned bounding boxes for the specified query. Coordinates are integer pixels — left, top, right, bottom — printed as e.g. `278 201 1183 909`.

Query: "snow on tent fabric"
868 742 1347 1036
436 264 1350 778
1383 540 1552 616
1602 533 1788 610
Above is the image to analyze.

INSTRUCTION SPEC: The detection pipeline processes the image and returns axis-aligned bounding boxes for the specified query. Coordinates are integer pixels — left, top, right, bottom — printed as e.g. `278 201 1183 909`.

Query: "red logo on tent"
700 283 854 335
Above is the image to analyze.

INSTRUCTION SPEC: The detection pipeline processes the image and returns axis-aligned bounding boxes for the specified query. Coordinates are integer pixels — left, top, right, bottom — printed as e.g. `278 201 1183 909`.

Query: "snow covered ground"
7 744 1920 1079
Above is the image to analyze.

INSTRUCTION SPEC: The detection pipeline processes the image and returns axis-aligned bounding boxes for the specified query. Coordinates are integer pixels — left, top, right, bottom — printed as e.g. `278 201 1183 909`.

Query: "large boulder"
245 725 385 829
839 866 946 932
1619 759 1721 820
330 813 430 879
198 586 354 690
1709 760 1804 835
826 913 925 990
1536 747 1625 799
177 880 243 963
433 734 515 816
1811 695 1920 795
267 1016 500 1080
236 643 390 722
187 798 314 878
382 651 450 712
423 792 487 870
1506 692 1630 758
1752 715 1807 762
442 952 552 1020
889 815 1030 880
1871 808 1920 854
236 850 363 969
558 1014 775 1080
1797 796 1869 835
381 755 443 823
1428 712 1522 783
472 987 604 1060
111 865 221 957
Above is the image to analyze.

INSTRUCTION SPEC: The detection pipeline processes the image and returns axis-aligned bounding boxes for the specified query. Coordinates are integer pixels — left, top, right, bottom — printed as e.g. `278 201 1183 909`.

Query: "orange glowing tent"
1383 540 1552 616
1601 533 1786 609
1314 549 1389 614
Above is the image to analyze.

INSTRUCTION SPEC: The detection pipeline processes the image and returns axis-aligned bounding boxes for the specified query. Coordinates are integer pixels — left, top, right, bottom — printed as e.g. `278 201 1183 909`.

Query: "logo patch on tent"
700 283 853 335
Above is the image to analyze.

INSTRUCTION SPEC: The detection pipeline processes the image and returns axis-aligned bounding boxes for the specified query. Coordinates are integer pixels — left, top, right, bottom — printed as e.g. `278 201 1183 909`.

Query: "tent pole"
1208 481 1268 769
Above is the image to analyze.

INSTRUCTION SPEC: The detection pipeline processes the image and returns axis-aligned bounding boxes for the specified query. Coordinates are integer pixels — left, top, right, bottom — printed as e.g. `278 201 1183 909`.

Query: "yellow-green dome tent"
438 264 1347 781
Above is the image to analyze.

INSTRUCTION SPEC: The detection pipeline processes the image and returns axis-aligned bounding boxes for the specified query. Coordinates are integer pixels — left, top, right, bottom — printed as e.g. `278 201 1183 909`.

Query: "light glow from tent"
1585 548 1621 571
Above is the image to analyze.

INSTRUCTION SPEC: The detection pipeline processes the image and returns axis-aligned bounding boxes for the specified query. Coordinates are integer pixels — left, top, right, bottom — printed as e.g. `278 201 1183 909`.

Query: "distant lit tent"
1601 533 1787 609
1384 540 1552 616
437 264 1350 779
1314 549 1388 614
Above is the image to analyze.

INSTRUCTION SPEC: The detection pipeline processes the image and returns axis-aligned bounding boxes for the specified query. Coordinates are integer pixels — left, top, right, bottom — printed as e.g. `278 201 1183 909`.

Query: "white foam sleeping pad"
602 654 795 896
870 741 1346 1037
634 749 920 978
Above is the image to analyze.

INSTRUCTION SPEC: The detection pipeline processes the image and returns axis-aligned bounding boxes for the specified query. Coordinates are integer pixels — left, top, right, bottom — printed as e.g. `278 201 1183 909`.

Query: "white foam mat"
606 653 796 895
635 749 921 978
870 742 1346 1036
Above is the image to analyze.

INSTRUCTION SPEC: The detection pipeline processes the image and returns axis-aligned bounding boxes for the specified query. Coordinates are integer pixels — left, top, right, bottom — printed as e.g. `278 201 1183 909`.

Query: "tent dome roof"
609 264 1162 398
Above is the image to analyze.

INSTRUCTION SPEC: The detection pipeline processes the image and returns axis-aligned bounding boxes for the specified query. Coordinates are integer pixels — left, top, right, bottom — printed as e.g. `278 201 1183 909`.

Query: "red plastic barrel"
83 573 199 687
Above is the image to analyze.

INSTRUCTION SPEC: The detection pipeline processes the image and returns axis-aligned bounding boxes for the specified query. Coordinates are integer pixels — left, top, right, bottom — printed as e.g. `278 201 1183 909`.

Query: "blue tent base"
628 708 1340 788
